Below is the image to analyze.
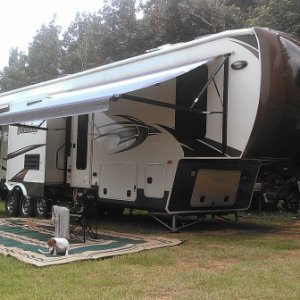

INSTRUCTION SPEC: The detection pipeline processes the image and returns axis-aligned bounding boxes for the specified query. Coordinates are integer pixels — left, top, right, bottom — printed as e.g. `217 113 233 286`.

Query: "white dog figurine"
39 238 70 256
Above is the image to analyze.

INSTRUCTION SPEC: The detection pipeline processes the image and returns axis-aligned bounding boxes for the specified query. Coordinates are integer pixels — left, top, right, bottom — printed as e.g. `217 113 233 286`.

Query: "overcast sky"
0 0 103 70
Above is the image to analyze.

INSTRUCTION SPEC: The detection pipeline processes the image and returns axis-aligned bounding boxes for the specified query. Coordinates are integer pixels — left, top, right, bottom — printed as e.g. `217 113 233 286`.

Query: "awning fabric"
0 59 209 125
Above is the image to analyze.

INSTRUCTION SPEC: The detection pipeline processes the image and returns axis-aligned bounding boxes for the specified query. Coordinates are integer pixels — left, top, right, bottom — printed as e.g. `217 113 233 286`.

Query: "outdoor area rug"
0 218 182 267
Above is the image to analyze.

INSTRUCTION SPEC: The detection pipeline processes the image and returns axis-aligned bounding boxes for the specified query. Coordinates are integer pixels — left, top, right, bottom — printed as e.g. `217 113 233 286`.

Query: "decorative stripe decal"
94 115 161 153
7 144 45 160
232 40 259 59
10 169 29 182
232 34 259 49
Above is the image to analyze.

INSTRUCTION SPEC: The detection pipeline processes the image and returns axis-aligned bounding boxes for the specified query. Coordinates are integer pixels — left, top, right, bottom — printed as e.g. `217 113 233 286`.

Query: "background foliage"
1 0 299 92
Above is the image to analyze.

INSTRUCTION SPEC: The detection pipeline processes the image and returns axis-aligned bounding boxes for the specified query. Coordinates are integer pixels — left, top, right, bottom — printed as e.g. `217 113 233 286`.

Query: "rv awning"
0 59 209 125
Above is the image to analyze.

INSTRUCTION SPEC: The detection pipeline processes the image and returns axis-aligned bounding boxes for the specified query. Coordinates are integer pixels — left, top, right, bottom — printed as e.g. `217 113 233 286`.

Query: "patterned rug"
0 218 182 267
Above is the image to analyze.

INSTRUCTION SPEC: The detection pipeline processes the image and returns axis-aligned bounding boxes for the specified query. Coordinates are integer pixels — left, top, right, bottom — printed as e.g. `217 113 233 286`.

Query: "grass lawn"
0 200 299 299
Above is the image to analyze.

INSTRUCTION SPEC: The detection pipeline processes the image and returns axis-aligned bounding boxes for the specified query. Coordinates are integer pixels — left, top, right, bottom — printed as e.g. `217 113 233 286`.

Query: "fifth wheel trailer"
0 27 300 230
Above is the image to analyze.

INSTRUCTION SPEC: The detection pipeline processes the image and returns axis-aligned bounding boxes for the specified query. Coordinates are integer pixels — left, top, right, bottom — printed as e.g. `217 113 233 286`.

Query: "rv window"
76 114 88 170
175 64 208 139
24 154 40 170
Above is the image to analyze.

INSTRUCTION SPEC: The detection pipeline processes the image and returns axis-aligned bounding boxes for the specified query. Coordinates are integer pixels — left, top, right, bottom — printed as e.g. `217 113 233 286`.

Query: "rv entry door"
70 115 92 188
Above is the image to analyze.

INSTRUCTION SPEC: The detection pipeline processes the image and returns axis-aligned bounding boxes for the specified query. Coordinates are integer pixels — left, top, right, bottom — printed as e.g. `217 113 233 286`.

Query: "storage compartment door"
99 163 138 201
190 169 241 207
144 163 165 198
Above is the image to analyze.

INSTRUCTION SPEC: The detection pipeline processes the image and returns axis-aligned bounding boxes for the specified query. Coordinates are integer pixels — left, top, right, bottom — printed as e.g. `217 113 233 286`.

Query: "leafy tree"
26 17 62 83
224 0 257 10
248 0 300 35
0 48 29 92
61 13 98 74
62 0 143 73
96 0 144 62
140 0 245 46
2 0 300 93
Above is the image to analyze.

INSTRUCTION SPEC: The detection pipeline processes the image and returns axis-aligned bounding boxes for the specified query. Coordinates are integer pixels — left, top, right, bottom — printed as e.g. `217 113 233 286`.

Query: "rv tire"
34 197 51 218
20 196 34 217
5 189 21 217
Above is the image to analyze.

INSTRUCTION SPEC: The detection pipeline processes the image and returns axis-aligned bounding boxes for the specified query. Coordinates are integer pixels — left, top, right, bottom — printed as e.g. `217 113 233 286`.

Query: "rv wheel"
34 197 51 218
5 190 21 217
20 196 34 217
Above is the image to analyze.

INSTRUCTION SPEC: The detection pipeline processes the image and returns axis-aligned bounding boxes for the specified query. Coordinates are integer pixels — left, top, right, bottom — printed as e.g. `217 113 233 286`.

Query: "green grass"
0 200 6 217
0 200 300 299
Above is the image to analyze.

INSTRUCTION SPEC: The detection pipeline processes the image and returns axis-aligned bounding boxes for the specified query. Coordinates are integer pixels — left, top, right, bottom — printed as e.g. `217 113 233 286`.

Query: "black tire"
20 196 34 217
0 183 8 201
34 197 51 218
5 190 21 217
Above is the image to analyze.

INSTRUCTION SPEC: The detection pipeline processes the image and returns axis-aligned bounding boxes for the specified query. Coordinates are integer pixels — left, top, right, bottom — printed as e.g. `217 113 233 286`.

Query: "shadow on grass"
95 209 298 236
0 199 298 237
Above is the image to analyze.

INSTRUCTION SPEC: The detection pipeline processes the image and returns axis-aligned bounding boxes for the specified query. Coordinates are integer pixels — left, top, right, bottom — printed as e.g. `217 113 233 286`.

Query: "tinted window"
76 115 88 170
24 154 40 170
175 64 208 139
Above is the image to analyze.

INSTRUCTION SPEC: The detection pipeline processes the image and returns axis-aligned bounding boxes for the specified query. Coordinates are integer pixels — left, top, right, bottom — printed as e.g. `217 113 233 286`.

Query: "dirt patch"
177 257 238 273
204 259 237 271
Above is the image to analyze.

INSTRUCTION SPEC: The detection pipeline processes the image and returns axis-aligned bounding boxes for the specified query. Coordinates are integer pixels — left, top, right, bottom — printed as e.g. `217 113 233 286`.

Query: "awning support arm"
189 54 231 111
10 121 48 131
222 55 230 154
113 94 222 115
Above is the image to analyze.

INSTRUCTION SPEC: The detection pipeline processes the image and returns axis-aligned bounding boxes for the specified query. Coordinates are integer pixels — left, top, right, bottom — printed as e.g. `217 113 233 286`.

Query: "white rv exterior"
0 126 8 182
0 28 300 227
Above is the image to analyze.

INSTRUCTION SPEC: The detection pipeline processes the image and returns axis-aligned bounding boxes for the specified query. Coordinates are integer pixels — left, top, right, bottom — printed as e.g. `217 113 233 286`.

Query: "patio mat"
0 218 182 267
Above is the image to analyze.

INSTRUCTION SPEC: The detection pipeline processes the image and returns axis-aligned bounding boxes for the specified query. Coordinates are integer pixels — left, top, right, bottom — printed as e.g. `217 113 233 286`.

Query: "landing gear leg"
235 211 239 222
